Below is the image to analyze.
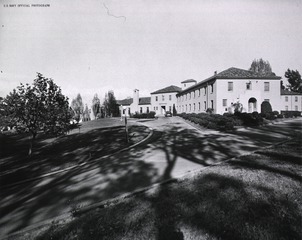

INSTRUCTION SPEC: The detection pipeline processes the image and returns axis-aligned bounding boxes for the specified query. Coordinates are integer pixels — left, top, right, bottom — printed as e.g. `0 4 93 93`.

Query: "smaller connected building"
117 89 151 116
280 89 302 112
150 85 182 115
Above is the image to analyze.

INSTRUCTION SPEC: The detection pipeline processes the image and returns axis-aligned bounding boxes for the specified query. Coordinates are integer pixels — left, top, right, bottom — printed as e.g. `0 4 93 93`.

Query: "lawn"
0 118 150 187
12 132 302 240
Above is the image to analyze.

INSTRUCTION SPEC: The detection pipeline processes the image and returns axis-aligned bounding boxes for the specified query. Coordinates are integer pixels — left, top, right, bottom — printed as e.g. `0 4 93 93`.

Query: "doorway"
248 97 257 113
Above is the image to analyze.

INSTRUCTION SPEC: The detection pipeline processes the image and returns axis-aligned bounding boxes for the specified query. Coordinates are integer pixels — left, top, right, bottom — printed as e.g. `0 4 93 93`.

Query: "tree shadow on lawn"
35 121 302 240
3 120 301 239
0 125 148 186
0 139 159 236
36 164 301 240
229 120 302 146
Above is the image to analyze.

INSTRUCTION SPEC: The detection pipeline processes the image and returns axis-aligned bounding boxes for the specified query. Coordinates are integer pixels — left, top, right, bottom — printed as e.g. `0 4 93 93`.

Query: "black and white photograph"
0 0 301 239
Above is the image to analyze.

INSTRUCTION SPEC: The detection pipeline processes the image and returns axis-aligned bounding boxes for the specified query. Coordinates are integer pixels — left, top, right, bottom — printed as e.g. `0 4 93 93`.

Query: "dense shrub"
223 113 233 117
264 112 276 120
132 111 156 119
234 112 263 127
281 111 301 118
273 111 279 116
206 108 214 114
178 112 235 131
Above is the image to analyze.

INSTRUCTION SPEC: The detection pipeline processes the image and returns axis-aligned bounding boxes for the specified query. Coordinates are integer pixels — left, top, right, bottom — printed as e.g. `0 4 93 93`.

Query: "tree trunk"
28 132 36 156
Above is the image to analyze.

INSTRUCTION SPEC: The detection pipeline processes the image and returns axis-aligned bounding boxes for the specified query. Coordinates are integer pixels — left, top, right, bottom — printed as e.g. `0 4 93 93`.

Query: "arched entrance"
248 97 257 113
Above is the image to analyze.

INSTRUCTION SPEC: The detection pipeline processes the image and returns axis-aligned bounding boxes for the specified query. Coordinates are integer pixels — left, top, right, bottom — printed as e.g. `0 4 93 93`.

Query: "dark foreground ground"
0 119 150 187
9 130 302 240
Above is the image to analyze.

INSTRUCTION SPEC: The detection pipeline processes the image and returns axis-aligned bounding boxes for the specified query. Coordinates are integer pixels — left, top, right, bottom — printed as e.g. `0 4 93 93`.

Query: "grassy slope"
0 119 150 186
16 134 302 240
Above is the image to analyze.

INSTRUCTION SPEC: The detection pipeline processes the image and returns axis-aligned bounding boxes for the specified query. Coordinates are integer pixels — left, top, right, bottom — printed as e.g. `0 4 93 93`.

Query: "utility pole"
125 112 129 143
120 105 129 143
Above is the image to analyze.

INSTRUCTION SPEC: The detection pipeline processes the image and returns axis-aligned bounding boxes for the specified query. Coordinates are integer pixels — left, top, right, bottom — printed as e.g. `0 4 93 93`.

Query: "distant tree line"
70 90 119 123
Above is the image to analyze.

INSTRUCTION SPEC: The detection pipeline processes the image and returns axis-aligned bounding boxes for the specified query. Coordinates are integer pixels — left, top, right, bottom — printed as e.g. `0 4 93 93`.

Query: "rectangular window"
193 92 195 98
198 89 200 97
140 107 143 113
264 82 270 91
204 87 207 95
155 96 158 101
204 101 207 110
228 82 233 91
169 95 172 101
169 106 172 112
295 106 298 111
246 82 252 90
211 84 214 93
285 106 288 111
223 99 227 107
285 96 288 102
295 96 298 102
193 103 196 111
147 107 149 113
198 102 201 111
211 100 214 109
162 95 165 101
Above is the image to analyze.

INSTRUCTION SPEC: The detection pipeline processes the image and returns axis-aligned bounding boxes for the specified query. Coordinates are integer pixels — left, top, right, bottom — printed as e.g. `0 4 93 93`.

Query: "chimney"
214 71 217 75
133 89 139 112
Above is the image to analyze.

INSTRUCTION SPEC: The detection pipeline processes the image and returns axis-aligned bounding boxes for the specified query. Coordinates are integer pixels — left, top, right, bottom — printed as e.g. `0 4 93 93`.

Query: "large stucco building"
117 67 302 116
177 67 284 115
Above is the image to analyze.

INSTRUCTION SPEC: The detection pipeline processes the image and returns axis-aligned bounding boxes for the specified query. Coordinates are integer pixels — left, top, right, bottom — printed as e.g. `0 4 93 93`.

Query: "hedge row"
280 111 301 118
131 111 156 119
179 110 301 131
179 112 265 131
178 113 239 131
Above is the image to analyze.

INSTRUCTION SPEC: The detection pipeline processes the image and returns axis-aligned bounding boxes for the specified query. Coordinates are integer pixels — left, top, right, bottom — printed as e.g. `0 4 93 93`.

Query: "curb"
1 126 154 189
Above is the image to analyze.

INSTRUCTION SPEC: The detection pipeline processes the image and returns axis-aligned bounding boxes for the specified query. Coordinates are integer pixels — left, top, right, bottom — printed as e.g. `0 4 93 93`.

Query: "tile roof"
116 98 133 106
178 67 282 95
216 67 280 79
281 89 302 95
139 97 151 105
117 97 151 106
151 85 182 94
181 79 197 83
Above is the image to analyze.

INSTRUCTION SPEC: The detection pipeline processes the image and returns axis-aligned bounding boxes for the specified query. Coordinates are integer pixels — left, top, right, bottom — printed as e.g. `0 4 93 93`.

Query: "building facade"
118 67 301 117
117 89 151 116
150 85 182 116
280 90 302 112
176 67 284 115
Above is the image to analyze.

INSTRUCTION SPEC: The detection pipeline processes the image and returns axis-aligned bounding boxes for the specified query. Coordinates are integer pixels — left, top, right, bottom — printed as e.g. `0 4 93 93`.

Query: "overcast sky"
0 0 301 106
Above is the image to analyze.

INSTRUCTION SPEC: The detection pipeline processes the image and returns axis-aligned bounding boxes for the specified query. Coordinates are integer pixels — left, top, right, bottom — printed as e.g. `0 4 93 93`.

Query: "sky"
0 0 301 107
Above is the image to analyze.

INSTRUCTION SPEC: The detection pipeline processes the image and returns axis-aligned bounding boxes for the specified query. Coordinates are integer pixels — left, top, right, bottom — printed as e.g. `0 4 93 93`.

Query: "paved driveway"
1 117 301 238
